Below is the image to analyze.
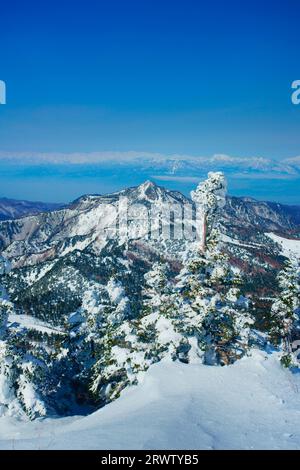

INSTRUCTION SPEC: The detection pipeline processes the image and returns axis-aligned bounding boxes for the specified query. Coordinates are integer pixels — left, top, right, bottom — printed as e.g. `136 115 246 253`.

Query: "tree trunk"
201 212 207 253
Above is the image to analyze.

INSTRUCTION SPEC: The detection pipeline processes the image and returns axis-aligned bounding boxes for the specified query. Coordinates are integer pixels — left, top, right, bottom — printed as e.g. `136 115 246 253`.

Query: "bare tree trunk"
201 212 207 253
285 330 292 354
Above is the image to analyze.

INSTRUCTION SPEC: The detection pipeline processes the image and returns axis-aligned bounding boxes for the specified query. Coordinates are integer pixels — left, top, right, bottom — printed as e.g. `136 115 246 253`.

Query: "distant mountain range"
1 152 300 203
1 179 300 420
0 197 62 221
0 184 299 233
0 181 300 304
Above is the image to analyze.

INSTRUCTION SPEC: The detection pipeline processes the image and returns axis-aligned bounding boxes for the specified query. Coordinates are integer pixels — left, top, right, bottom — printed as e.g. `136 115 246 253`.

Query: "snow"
20 262 55 287
1 350 300 449
0 256 11 275
266 233 300 259
191 172 227 211
221 233 263 249
107 278 127 304
8 314 64 335
17 375 46 418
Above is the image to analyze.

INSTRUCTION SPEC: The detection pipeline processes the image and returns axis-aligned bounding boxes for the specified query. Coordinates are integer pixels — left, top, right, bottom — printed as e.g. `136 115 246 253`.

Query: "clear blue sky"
0 0 300 202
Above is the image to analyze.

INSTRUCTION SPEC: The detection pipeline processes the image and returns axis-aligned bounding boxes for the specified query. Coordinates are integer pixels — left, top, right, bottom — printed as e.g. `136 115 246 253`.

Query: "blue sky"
0 0 300 202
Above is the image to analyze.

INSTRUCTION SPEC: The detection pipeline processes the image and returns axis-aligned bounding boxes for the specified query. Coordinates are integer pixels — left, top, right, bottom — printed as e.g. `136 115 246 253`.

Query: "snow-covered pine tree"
56 274 132 409
89 173 254 407
133 261 188 363
0 255 13 338
0 256 19 417
89 261 186 405
85 173 253 406
0 255 48 419
177 234 253 365
177 173 253 365
270 257 300 367
191 171 227 252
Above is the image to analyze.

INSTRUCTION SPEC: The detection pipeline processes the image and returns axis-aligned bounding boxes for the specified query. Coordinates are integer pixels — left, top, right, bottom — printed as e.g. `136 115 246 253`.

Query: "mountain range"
0 178 300 419
0 197 62 221
0 181 299 330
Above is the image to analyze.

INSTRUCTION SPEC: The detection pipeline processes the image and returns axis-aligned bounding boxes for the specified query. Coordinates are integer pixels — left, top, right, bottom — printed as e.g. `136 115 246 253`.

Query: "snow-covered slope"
7 314 64 335
266 233 300 259
0 350 300 450
0 181 299 269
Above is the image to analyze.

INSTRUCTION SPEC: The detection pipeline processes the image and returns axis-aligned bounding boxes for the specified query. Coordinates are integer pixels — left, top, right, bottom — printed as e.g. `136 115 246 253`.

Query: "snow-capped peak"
136 180 161 200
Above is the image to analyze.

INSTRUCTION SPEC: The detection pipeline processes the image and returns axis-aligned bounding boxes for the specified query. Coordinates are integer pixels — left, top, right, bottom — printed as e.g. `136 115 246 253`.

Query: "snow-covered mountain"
0 181 299 267
0 181 190 266
0 181 299 310
0 197 62 221
0 176 299 438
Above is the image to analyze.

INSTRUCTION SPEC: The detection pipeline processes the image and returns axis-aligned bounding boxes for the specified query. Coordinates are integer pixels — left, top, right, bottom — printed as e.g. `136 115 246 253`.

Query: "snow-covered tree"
177 173 253 365
0 256 12 338
0 255 48 419
88 173 253 406
177 237 253 365
270 258 300 367
89 262 186 404
191 172 227 252
134 262 187 362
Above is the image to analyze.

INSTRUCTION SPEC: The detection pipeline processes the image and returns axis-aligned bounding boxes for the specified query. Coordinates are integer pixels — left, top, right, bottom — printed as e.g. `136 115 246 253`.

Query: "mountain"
0 181 299 266
2 152 300 204
0 181 299 313
0 181 299 302
0 197 62 221
0 178 299 420
223 196 300 232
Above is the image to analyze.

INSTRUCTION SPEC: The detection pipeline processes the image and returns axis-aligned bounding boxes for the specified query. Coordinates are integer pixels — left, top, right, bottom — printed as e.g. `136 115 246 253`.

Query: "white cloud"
230 172 298 180
283 156 300 167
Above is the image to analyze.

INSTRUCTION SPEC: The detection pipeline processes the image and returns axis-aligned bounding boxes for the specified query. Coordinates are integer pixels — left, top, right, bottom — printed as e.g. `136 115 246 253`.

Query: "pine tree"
89 261 185 404
135 262 187 362
191 172 227 252
270 257 300 367
177 232 253 365
177 173 253 365
0 256 13 338
89 173 254 406
0 255 47 419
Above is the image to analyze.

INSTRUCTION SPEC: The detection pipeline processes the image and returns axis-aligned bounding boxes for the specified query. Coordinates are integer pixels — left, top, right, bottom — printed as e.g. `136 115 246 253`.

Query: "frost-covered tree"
270 258 300 367
89 262 186 404
0 255 47 419
88 173 253 406
177 173 253 365
177 236 253 365
0 256 19 417
191 172 227 252
0 256 13 338
134 262 188 362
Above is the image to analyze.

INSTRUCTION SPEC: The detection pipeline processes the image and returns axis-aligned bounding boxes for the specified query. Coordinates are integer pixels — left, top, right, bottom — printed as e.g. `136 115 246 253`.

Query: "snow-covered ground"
221 234 263 249
266 233 300 259
0 350 300 450
8 314 64 335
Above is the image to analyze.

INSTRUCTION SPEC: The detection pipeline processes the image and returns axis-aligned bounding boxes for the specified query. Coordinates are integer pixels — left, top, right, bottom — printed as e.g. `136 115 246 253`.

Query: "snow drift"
0 350 300 450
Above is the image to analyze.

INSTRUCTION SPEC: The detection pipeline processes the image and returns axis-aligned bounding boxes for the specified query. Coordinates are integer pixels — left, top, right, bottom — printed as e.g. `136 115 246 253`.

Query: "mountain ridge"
0 197 63 221
0 175 299 421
